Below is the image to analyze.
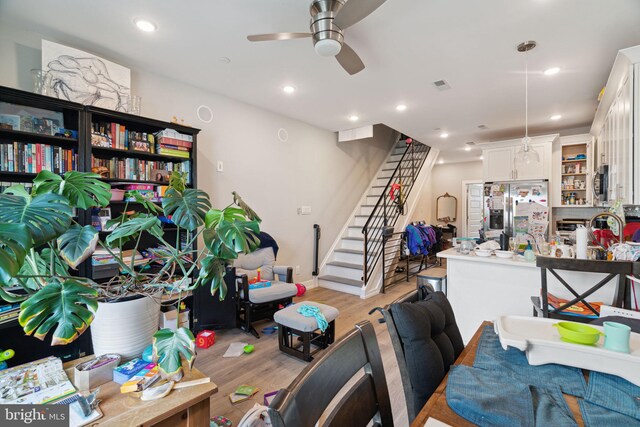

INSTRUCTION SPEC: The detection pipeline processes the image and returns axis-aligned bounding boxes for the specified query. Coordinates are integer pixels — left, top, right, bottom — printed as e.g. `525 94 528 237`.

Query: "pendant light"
515 40 540 165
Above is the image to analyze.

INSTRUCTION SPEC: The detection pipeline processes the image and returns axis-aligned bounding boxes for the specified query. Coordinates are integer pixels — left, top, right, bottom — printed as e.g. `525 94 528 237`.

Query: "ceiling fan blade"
247 32 312 42
334 0 388 29
335 42 365 75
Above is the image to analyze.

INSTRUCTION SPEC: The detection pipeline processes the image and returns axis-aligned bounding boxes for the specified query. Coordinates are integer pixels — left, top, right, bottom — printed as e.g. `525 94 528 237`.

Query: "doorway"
462 181 483 237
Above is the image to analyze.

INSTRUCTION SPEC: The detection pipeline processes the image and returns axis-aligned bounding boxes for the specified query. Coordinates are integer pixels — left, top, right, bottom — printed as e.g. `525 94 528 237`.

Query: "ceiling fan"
247 0 387 75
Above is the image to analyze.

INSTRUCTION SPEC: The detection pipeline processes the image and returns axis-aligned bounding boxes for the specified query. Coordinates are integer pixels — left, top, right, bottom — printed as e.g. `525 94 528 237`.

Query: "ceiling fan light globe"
315 39 342 57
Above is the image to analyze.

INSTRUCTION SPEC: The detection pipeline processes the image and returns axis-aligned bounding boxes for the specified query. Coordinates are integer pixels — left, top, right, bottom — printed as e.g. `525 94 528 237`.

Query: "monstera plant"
0 170 261 380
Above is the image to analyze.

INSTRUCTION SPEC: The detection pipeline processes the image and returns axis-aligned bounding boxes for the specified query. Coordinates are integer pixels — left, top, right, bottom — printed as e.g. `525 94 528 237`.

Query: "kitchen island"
437 248 616 342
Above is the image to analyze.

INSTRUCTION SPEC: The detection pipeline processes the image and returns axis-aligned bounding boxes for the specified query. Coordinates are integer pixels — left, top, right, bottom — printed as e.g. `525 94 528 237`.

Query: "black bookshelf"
0 85 202 355
83 104 199 284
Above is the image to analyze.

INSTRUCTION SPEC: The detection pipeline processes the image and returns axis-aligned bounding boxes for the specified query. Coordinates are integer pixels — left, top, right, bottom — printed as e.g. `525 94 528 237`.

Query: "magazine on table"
0 356 77 404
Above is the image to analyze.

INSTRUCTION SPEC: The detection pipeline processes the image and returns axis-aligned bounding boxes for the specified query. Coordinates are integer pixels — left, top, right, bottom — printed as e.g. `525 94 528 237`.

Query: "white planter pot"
91 294 161 360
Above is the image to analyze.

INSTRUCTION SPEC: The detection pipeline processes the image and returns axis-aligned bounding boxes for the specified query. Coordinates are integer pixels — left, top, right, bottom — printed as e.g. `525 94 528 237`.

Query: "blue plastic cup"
603 321 631 353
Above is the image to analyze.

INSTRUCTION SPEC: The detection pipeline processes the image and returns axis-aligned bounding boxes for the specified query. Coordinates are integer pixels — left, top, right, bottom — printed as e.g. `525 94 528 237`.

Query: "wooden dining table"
410 321 586 427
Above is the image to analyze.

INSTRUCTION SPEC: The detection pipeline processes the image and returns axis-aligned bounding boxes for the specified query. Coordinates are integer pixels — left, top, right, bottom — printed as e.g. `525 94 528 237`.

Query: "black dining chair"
268 320 393 427
371 287 464 423
532 257 634 323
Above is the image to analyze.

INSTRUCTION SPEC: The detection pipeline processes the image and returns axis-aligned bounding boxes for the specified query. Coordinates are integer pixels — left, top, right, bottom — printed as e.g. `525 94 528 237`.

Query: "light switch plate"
300 206 311 215
217 161 223 172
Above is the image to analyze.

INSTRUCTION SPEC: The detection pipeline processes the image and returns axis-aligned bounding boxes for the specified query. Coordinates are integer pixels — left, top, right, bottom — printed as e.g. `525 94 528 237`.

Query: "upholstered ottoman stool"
274 301 339 362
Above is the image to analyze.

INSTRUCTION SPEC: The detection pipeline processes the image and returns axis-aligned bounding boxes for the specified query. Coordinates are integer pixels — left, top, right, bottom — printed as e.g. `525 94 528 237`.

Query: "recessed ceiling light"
544 67 560 76
349 115 359 122
479 156 484 160
440 132 449 138
464 146 471 151
396 104 407 112
134 18 157 32
438 159 444 164
282 85 296 94
550 114 562 120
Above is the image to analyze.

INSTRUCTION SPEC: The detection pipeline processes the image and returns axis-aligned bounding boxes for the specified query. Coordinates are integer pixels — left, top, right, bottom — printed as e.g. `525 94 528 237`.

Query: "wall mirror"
437 193 457 223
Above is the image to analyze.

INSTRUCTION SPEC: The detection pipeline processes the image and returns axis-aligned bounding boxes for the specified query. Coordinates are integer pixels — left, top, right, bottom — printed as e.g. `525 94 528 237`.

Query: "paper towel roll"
576 226 588 259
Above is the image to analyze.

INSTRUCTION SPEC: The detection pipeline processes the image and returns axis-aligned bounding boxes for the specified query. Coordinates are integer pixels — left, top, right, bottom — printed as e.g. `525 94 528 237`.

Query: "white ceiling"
1 0 640 162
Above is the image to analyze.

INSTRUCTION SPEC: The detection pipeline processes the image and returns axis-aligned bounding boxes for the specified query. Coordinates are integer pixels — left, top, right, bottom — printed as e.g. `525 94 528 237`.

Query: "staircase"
317 137 431 296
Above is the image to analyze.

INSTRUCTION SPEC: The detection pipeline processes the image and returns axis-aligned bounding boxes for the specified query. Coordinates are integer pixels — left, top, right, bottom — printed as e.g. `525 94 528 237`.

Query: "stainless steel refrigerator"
482 180 549 239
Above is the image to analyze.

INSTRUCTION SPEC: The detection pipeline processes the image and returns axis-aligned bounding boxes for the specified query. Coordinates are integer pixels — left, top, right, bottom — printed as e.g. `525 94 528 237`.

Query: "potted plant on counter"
0 170 261 380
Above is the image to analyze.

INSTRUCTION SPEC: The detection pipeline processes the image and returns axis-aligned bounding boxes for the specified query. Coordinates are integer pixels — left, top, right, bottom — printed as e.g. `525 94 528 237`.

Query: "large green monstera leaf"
106 215 163 247
0 191 72 246
203 228 237 260
57 225 99 269
162 188 211 231
152 327 196 381
0 223 32 286
217 219 260 253
197 255 228 299
11 248 69 292
204 207 247 229
168 171 187 193
19 279 99 345
33 171 111 209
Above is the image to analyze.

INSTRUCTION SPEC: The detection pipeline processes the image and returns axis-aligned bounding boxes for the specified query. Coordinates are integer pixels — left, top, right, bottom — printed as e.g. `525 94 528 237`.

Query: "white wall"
0 24 395 282
412 160 483 231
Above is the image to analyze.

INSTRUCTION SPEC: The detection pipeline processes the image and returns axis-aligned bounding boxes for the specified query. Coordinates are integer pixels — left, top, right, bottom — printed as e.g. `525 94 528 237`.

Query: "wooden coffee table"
64 356 217 426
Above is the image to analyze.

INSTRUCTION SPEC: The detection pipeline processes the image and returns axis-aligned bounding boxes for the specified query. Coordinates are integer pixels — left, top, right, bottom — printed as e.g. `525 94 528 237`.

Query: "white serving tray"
494 315 640 386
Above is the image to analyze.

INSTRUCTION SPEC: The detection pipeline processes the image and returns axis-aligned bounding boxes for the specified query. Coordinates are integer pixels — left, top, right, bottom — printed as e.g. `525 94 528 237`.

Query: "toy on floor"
211 415 232 427
295 283 306 297
243 345 255 354
0 349 15 370
197 330 215 349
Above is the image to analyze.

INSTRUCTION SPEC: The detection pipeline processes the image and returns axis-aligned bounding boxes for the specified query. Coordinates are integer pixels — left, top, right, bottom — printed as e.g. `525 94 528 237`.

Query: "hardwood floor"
194 279 418 425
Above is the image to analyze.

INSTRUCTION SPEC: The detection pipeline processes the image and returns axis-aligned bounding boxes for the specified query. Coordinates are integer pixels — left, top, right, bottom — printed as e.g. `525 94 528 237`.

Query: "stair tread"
318 275 362 287
327 261 363 270
342 236 381 242
335 248 364 254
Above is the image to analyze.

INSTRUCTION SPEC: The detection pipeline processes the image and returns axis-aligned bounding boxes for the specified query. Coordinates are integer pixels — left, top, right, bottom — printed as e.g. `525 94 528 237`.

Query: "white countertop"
436 247 538 268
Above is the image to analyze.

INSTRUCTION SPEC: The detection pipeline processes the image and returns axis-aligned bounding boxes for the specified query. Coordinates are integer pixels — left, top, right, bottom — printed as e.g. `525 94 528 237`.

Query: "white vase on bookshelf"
90 292 161 360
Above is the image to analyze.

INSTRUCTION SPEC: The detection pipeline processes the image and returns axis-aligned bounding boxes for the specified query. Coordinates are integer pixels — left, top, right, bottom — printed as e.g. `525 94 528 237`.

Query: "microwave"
593 164 609 204
556 218 589 238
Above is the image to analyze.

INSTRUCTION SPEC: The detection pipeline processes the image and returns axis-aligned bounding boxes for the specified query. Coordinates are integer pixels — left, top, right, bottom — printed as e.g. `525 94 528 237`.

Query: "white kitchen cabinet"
483 147 513 181
551 134 594 207
591 45 640 206
480 134 556 182
516 142 550 180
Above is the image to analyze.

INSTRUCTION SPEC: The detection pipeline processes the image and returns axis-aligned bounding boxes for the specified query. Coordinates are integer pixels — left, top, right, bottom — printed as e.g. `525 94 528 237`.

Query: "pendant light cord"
525 48 529 139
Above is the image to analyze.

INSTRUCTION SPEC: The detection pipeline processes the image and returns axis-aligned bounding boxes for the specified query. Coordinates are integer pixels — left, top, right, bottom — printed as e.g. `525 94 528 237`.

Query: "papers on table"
0 356 77 404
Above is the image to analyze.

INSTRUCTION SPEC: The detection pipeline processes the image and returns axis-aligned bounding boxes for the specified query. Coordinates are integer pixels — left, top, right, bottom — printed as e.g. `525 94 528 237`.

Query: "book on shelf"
0 181 32 193
156 147 190 158
155 129 193 147
91 156 191 182
91 122 156 152
0 308 19 324
0 142 76 174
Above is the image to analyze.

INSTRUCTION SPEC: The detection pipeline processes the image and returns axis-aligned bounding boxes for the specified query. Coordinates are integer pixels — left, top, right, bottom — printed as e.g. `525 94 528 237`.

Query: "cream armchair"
234 247 297 338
